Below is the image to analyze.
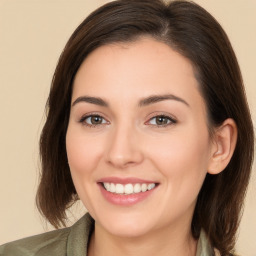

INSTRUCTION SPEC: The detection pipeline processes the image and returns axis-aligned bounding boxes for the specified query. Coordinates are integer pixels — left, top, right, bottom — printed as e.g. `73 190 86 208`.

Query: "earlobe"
208 118 237 175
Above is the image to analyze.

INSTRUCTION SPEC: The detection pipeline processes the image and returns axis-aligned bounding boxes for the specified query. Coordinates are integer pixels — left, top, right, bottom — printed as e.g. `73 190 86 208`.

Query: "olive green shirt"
0 213 214 256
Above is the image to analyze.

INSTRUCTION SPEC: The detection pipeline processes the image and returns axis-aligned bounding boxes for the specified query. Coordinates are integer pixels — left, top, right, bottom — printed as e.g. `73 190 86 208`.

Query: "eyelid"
79 112 110 128
145 112 177 127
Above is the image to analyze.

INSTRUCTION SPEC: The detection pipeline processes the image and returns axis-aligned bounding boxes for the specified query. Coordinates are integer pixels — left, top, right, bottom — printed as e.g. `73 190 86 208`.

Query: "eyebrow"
72 94 189 108
72 96 109 107
138 94 189 107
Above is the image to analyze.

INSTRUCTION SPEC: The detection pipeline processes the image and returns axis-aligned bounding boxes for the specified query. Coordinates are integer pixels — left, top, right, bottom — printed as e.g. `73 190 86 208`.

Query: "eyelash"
146 114 177 128
79 113 108 128
79 113 177 128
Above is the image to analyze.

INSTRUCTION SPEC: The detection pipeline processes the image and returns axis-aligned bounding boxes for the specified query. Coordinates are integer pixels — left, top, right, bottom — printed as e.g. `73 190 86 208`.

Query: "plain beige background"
0 0 255 255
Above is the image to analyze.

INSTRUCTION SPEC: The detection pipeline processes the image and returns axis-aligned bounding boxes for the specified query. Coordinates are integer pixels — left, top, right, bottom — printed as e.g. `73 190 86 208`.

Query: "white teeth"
115 184 124 194
104 183 110 191
110 183 116 193
141 183 147 192
103 182 156 194
147 183 155 190
124 184 133 194
134 183 141 193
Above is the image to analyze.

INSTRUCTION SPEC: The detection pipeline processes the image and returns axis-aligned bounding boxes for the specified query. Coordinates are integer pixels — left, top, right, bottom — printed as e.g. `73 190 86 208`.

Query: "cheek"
65 126 105 210
66 128 103 176
148 130 209 168
146 127 211 197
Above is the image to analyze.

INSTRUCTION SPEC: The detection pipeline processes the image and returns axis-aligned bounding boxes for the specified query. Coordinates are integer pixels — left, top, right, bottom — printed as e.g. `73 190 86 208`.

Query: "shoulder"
0 227 70 256
0 213 94 256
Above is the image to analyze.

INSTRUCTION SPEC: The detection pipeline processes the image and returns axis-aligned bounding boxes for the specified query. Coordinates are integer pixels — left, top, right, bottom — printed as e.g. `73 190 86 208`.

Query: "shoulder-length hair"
36 0 254 255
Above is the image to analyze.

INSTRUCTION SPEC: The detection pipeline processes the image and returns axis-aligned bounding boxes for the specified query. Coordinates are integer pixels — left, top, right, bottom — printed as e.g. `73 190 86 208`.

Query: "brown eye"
155 116 169 125
148 115 176 126
90 116 103 124
81 115 108 126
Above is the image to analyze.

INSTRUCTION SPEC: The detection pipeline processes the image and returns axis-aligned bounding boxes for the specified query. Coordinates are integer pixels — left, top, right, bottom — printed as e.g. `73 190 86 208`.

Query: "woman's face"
66 38 215 238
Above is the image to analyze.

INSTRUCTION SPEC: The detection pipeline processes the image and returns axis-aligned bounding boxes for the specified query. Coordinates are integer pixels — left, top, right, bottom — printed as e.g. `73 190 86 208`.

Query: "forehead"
74 38 197 91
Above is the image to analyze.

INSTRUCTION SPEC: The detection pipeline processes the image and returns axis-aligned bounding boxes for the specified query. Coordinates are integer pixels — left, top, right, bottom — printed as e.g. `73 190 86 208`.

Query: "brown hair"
36 0 254 255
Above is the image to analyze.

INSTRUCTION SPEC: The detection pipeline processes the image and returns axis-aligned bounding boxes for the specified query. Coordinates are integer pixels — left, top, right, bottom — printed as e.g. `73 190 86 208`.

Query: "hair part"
36 1 254 255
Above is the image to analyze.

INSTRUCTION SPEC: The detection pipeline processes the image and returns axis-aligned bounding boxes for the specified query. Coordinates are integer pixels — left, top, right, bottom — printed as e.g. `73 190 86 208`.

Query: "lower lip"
98 184 157 206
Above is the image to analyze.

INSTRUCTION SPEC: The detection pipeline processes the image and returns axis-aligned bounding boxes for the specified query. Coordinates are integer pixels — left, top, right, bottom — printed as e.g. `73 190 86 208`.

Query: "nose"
105 124 144 169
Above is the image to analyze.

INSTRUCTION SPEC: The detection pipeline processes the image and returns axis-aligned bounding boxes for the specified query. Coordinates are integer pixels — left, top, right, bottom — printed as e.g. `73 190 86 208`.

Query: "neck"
88 221 198 256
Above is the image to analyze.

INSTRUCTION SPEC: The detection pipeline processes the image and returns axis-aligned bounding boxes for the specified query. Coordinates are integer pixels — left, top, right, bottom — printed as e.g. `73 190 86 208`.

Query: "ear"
207 118 237 175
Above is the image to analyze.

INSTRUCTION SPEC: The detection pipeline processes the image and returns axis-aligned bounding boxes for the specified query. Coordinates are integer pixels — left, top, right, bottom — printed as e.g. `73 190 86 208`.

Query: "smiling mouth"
100 182 159 195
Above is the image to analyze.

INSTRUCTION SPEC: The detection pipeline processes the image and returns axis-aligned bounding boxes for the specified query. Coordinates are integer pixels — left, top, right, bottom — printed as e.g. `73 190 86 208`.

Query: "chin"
95 211 155 238
105 221 151 238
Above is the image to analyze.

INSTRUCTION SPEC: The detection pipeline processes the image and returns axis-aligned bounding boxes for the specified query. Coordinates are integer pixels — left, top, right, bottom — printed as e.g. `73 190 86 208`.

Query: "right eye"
80 115 108 127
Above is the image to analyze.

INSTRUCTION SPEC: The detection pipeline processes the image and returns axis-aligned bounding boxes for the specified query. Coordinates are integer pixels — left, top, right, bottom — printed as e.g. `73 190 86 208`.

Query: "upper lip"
97 177 159 184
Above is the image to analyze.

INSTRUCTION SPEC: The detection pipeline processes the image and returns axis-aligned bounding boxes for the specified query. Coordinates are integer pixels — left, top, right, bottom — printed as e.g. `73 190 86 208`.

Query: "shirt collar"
196 230 215 256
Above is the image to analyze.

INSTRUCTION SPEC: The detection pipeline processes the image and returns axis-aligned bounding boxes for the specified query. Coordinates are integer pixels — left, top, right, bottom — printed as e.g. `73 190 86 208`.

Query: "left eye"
81 115 108 126
148 115 176 126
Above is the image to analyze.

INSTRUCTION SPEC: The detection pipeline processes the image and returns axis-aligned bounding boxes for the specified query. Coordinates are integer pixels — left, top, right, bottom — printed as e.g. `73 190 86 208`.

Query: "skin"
66 37 237 256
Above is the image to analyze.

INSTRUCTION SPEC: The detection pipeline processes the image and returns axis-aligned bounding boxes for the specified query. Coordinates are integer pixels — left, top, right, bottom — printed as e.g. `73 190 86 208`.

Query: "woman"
0 0 254 255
